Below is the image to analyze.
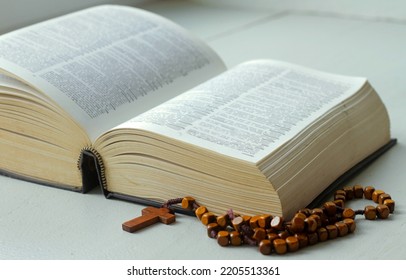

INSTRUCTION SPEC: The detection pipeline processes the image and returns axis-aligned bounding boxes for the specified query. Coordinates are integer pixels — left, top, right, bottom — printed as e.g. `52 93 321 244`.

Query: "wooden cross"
122 206 176 233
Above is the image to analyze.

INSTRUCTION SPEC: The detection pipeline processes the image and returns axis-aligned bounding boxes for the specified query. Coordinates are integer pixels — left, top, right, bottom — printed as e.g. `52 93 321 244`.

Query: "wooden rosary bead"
286 236 299 252
334 194 346 202
378 193 391 205
267 233 279 243
216 214 229 228
249 216 260 229
278 230 290 240
311 208 324 216
201 212 216 226
333 199 344 208
364 205 377 220
317 227 328 242
230 231 242 246
290 216 305 233
181 196 196 210
195 206 207 220
253 228 267 242
217 231 230 246
326 224 338 239
298 208 311 217
309 214 322 228
304 217 318 233
307 232 318 245
232 216 245 231
295 233 309 248
342 208 355 219
384 199 395 213
294 212 307 220
335 221 349 237
323 202 337 216
343 186 355 200
259 240 272 255
372 190 385 203
343 218 356 233
243 215 252 223
207 223 220 238
376 204 390 219
354 185 364 198
258 214 272 229
273 239 287 254
334 190 347 201
364 186 375 200
270 216 284 230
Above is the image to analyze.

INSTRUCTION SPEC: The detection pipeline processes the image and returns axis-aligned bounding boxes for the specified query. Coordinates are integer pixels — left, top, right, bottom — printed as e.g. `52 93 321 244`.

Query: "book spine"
77 146 108 195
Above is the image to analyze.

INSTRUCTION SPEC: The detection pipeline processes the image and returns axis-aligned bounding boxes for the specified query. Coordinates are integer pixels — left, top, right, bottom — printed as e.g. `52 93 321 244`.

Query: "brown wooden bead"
309 214 322 227
278 230 290 240
249 216 260 229
307 232 318 245
195 206 207 220
258 214 272 229
333 199 344 208
378 193 391 205
364 186 375 200
270 216 284 230
216 214 229 228
294 212 307 220
267 233 279 242
295 233 309 248
290 216 305 233
317 227 328 242
326 224 338 239
323 201 337 216
342 208 355 219
343 218 356 233
232 216 245 231
207 223 220 238
181 196 195 210
311 208 324 216
354 185 364 198
334 190 347 199
372 190 385 203
217 231 229 246
286 236 299 252
259 240 272 255
230 231 242 246
334 194 346 202
273 239 287 254
343 186 355 200
253 228 267 242
376 204 390 219
384 199 395 213
298 208 311 217
242 215 252 223
364 205 377 220
304 217 318 233
201 212 216 226
335 221 349 237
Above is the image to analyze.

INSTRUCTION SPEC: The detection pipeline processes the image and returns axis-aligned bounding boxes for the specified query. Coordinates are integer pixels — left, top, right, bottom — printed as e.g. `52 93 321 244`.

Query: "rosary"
122 185 395 255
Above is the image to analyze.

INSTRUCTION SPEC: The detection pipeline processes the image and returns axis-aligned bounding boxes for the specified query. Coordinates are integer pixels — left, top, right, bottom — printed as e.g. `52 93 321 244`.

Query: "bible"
0 5 394 218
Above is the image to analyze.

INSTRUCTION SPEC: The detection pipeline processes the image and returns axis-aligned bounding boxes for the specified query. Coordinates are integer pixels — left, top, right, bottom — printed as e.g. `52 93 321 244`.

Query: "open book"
0 5 393 218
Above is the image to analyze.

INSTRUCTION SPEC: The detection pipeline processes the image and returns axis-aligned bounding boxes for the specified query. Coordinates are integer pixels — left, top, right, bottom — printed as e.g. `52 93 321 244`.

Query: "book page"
117 60 366 162
0 5 225 141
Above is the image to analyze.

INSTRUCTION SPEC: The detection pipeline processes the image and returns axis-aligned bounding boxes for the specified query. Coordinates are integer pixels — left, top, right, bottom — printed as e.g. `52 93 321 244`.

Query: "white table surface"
0 0 405 260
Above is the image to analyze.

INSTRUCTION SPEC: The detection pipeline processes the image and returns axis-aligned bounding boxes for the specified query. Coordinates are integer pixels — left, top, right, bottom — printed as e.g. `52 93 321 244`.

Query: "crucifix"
122 206 176 233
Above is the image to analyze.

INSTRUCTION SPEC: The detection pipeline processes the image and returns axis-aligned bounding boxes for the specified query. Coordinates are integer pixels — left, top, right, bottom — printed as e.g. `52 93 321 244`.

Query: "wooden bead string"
163 185 395 255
